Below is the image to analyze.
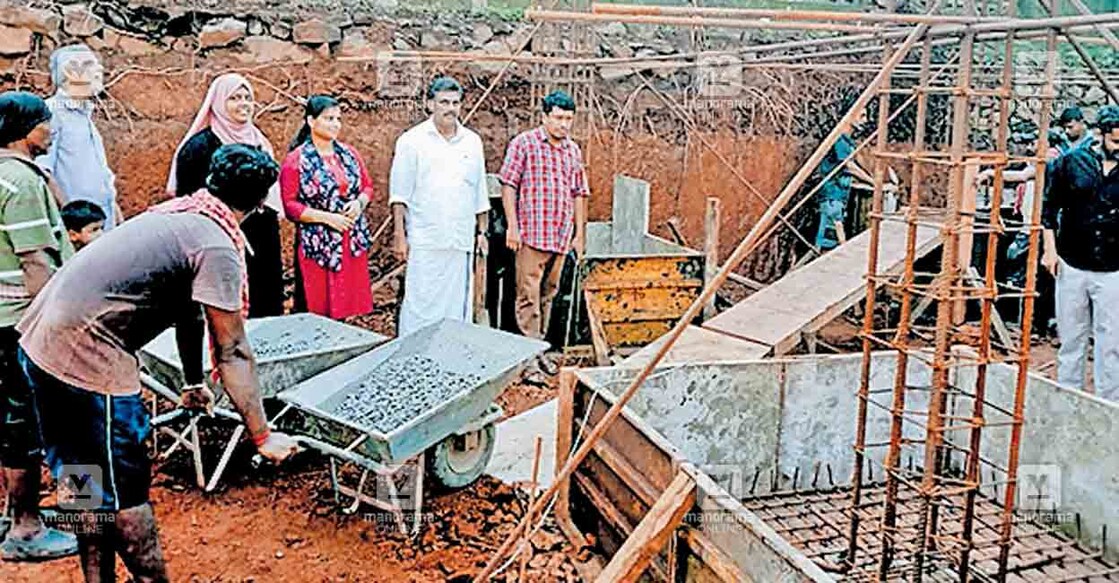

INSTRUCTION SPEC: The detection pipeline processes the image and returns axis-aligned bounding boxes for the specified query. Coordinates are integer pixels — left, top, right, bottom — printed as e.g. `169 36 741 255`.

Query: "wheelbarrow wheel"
426 423 496 491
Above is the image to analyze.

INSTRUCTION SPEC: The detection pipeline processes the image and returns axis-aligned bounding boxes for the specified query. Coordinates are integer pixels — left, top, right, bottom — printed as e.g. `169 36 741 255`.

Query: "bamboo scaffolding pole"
472 10 937 581
528 9 1119 41
1034 0 1119 104
592 2 1008 25
1067 0 1119 52
527 8 882 33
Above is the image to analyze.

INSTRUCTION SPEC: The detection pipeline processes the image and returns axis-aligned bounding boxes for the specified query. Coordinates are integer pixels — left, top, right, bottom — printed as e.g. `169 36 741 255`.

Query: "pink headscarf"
165 73 276 195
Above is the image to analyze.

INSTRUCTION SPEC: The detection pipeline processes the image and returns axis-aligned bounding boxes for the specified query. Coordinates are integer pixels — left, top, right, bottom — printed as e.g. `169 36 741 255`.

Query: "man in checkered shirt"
498 90 589 348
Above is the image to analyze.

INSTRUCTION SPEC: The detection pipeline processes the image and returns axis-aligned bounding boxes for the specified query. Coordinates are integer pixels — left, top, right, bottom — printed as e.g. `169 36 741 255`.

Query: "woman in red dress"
280 95 374 319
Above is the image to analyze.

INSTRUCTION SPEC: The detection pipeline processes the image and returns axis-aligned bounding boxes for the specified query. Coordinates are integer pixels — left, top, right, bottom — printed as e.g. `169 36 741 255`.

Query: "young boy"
60 199 105 250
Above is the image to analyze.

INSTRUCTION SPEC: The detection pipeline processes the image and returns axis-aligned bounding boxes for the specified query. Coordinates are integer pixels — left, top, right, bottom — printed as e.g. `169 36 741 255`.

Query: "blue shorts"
0 327 43 468
18 348 151 512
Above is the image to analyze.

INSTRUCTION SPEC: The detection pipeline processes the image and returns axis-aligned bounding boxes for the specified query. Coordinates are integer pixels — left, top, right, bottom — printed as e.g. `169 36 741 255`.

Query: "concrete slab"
485 399 556 490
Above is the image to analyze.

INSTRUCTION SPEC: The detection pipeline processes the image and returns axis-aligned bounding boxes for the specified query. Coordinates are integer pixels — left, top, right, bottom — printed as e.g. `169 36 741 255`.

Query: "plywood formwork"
564 357 1118 581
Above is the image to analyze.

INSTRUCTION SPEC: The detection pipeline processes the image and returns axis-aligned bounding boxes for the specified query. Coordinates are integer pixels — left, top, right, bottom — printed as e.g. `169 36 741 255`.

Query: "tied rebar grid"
844 1 1059 580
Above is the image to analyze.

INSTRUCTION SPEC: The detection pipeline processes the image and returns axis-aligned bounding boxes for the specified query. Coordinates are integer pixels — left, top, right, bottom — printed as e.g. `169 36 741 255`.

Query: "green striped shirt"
0 157 73 326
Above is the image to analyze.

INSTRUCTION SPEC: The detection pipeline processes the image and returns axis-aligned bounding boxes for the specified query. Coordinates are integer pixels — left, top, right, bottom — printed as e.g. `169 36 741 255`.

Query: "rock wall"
0 0 1112 282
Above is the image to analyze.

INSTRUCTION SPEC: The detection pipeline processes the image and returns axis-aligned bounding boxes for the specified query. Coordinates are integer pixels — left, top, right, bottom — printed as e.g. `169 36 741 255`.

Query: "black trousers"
242 207 284 318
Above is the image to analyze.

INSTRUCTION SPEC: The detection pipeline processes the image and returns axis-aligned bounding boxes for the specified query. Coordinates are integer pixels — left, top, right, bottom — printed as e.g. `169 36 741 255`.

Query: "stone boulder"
62 5 104 38
293 18 341 45
0 25 30 57
0 6 60 37
199 18 246 49
240 36 314 64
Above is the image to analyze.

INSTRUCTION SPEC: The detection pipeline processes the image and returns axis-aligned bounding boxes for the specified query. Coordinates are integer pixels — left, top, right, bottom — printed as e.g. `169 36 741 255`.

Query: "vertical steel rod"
996 6 1058 579
912 13 977 580
873 34 934 581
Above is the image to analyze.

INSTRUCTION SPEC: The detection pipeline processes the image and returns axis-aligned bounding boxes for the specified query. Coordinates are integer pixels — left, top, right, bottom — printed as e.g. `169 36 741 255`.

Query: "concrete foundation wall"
582 351 1118 555
953 363 1119 555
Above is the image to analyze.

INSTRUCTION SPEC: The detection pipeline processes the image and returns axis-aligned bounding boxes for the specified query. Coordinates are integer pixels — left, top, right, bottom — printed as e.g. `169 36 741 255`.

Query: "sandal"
0 526 78 562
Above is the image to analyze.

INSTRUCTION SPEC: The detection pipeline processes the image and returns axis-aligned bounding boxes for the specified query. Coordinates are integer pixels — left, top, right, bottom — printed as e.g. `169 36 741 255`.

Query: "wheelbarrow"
271 319 549 534
138 314 389 491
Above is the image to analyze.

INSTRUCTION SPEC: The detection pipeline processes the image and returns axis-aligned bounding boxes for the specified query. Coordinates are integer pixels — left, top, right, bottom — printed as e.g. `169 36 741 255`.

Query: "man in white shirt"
390 77 489 336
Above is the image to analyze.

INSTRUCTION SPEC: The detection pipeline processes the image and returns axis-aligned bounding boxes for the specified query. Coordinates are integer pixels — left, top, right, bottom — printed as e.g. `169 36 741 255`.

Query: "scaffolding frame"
471 2 1119 579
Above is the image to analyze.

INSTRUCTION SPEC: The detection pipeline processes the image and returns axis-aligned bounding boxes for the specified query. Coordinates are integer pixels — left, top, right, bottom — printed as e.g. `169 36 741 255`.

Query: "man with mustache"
390 76 489 336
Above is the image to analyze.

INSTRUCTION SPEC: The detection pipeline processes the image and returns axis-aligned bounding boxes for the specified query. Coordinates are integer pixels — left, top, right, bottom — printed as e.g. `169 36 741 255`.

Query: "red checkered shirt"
498 127 589 254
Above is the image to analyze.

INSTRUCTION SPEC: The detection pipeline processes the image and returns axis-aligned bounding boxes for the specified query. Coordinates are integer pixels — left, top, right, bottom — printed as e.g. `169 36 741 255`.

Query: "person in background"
280 95 374 320
17 144 300 582
61 199 105 251
390 76 489 336
498 90 588 363
167 73 284 318
36 44 120 229
1042 105 1119 401
0 91 77 562
1057 105 1094 153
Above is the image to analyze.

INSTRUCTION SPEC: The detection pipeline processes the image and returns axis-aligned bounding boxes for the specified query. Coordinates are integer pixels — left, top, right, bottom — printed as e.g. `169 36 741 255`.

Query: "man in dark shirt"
1042 105 1119 401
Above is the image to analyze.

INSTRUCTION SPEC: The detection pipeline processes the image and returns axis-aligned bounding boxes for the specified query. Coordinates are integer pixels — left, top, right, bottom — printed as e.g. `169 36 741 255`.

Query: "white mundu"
389 118 489 336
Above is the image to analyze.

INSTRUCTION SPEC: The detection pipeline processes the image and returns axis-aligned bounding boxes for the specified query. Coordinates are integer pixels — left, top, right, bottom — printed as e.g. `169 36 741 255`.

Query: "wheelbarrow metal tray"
139 313 389 398
276 319 549 465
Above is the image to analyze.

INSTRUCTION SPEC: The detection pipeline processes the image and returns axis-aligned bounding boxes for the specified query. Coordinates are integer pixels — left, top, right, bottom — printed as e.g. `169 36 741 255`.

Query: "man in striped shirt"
498 90 589 350
0 91 76 561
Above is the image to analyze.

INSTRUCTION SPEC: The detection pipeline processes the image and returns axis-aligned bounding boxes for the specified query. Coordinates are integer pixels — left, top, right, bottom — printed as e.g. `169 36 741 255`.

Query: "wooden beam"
595 472 696 583
585 290 612 366
473 253 488 326
703 197 721 320
554 369 585 547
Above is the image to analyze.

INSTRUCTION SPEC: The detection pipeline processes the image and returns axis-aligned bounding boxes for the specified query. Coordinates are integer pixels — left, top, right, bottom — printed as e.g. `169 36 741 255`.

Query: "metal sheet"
139 313 388 398
277 319 548 464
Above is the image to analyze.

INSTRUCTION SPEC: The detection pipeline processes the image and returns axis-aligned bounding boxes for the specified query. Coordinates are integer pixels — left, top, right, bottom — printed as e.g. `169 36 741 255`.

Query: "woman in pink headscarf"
167 73 284 317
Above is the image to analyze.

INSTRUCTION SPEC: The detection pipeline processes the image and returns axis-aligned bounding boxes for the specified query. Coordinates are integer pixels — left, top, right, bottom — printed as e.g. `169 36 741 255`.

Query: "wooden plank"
703 197 721 320
473 252 487 326
593 439 660 507
623 325 770 366
682 528 751 583
596 472 697 583
555 368 580 544
586 290 612 366
705 218 941 355
571 471 669 582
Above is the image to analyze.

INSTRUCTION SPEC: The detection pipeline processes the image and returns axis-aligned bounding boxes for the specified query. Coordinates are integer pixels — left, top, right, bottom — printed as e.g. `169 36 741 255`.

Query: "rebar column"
873 35 935 580
996 8 1058 579
911 11 977 580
